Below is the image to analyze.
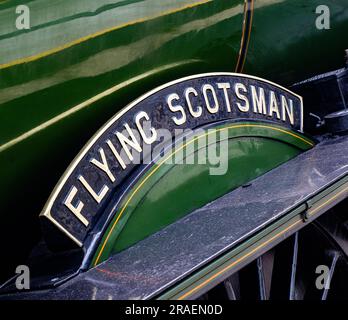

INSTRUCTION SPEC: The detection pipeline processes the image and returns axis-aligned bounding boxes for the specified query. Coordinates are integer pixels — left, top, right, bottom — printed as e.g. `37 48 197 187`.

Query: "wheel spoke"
224 273 240 300
196 199 348 301
321 251 339 300
257 250 274 300
289 232 299 300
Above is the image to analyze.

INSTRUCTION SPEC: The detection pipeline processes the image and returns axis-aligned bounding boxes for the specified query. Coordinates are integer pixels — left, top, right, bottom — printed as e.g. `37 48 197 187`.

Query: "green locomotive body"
0 0 348 299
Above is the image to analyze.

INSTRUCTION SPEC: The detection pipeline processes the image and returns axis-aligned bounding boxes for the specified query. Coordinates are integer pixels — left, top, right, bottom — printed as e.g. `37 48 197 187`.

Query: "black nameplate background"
40 73 303 247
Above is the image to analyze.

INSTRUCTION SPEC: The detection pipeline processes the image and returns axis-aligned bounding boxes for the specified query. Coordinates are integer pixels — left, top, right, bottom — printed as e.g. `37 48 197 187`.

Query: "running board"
2 135 348 300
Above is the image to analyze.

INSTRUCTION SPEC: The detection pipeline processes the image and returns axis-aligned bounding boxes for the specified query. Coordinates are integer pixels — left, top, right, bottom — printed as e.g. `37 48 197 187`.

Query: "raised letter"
135 111 157 144
64 186 89 226
251 85 266 114
106 140 126 170
202 84 219 114
235 83 249 112
217 83 232 112
281 96 295 125
269 91 281 119
185 87 202 117
78 176 109 204
116 124 142 161
167 93 186 125
90 148 115 183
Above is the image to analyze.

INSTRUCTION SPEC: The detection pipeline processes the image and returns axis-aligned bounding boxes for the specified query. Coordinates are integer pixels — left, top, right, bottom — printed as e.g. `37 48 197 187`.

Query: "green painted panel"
0 1 244 280
245 0 348 84
0 0 344 279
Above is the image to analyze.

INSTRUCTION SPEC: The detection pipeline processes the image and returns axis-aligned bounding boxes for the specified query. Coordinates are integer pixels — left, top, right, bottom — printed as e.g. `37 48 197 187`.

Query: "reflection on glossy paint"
0 0 212 67
0 4 242 105
0 59 201 152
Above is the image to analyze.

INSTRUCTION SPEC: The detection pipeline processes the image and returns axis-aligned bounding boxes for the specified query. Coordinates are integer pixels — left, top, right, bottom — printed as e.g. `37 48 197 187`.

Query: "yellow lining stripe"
0 0 211 70
308 185 348 217
235 0 254 73
239 0 254 72
93 124 314 266
234 0 247 71
177 218 302 300
0 60 198 153
176 182 348 300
